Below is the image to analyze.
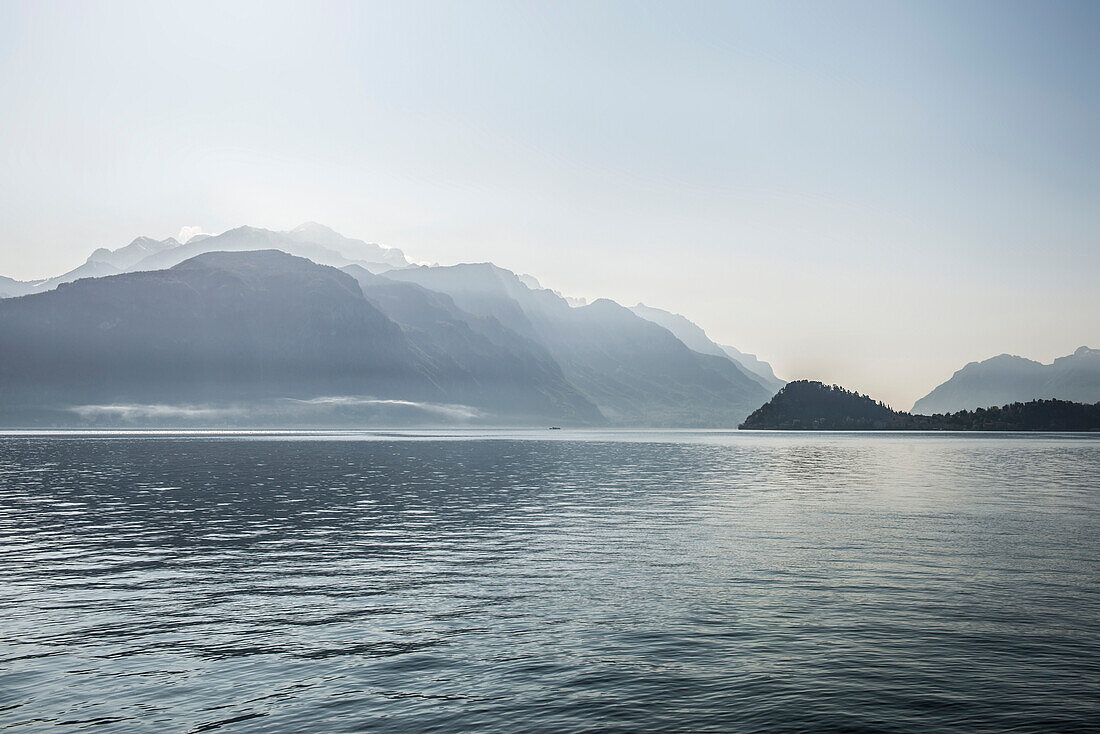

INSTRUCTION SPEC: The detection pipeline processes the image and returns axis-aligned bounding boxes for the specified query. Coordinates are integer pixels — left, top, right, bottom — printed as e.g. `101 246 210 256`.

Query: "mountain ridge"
0 224 413 298
0 251 616 426
0 224 784 425
629 303 785 393
912 347 1100 414
387 264 771 426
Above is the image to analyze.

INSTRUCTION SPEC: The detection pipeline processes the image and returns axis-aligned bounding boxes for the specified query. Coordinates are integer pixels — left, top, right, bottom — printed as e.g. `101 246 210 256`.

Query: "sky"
1 0 1097 409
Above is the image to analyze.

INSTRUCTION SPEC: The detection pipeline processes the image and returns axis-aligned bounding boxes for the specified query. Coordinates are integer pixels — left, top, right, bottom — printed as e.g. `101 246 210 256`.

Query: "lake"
1 431 1097 732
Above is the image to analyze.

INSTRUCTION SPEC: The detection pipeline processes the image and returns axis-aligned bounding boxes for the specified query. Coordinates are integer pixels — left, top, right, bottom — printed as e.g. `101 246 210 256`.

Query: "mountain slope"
387 264 771 426
555 299 772 425
0 251 611 426
0 251 432 416
343 265 604 424
0 275 35 299
384 263 544 338
629 303 728 358
718 344 785 392
32 260 122 292
912 347 1100 414
0 256 129 298
0 235 183 299
629 303 785 393
88 236 180 269
1046 347 1100 401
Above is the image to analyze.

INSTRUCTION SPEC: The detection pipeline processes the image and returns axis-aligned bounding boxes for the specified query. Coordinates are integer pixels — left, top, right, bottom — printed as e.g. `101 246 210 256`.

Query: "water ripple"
1 432 1098 732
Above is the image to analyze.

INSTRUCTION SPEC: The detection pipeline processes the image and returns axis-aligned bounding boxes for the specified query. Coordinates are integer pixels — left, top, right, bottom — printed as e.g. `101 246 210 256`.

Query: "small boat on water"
548 426 561 430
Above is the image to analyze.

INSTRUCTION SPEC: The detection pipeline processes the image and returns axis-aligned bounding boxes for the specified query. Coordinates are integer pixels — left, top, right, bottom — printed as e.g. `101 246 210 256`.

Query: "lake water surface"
1 431 1098 732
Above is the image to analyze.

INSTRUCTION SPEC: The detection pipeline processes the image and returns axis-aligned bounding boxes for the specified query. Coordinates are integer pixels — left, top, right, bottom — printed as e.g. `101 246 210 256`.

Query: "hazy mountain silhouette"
717 344 785 393
0 276 25 299
386 264 771 426
289 222 407 269
912 347 1100 414
0 251 427 412
0 225 411 299
89 235 180 269
385 263 544 338
0 251 615 426
0 254 131 297
0 224 784 426
629 303 785 393
342 265 603 424
130 225 407 274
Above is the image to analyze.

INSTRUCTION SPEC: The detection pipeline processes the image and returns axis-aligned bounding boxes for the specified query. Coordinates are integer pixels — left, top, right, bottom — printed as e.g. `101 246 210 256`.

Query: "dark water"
2 431 1098 733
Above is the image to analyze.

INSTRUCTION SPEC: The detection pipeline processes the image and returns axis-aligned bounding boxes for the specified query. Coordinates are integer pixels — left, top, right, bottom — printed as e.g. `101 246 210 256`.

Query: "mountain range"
0 223 409 298
0 225 782 427
912 347 1100 414
383 264 773 425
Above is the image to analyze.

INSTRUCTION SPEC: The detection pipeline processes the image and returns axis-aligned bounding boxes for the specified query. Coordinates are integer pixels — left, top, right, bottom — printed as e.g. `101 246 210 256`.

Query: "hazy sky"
1 0 1097 408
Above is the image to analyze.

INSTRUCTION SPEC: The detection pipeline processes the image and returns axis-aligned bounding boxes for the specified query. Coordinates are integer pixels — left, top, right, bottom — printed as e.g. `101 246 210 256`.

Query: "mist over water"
2 432 1098 732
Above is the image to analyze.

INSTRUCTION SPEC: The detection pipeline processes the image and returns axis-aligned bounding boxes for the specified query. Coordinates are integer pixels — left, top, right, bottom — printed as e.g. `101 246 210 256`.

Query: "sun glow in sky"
1 0 1097 408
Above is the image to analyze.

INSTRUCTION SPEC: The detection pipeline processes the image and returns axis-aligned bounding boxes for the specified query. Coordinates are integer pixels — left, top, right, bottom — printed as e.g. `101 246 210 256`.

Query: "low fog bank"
5 397 497 429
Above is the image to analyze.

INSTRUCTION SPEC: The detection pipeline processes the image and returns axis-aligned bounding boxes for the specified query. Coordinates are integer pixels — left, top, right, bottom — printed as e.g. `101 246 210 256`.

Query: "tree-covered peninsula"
739 380 1100 431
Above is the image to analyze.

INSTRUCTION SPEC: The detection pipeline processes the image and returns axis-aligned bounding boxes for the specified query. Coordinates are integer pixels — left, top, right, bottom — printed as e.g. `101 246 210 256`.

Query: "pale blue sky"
1 0 1097 407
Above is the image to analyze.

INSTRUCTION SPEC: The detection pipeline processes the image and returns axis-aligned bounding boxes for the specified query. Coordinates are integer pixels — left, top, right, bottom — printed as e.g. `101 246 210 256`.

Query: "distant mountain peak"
130 235 175 247
985 353 1042 365
0 223 414 298
913 346 1100 414
291 221 338 235
284 222 408 268
517 273 541 290
224 225 265 236
82 235 180 278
